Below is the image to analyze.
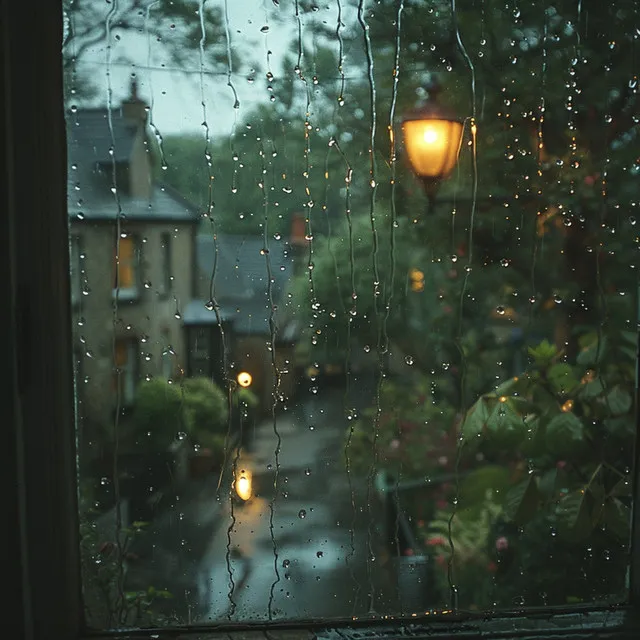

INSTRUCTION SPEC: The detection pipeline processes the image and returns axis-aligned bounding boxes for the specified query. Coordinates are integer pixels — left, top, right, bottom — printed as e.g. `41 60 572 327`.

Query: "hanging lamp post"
402 81 464 211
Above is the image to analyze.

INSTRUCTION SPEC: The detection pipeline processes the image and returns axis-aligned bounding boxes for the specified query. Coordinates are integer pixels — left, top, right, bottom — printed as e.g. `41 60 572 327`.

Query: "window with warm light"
113 235 139 299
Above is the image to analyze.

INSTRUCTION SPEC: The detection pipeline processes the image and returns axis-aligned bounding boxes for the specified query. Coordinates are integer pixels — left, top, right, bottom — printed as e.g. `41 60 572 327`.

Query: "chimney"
121 79 152 200
121 78 147 124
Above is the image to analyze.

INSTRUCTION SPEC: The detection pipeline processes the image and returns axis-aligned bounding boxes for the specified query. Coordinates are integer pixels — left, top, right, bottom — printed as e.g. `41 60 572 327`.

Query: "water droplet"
282 559 290 568
304 468 311 476
405 355 414 366
451 254 458 263
496 306 506 315
500 258 510 267
176 431 187 441
100 477 109 485
363 345 371 353
298 509 307 519
260 25 269 33
316 551 323 558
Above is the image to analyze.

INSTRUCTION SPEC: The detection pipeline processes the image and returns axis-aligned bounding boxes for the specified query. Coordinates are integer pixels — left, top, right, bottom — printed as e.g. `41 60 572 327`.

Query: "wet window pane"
65 0 639 630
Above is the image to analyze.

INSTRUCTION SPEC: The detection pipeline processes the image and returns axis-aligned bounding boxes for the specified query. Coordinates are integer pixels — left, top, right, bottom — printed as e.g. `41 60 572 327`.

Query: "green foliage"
78 482 172 628
131 377 184 450
423 490 503 609
130 376 229 455
348 372 458 480
458 329 635 604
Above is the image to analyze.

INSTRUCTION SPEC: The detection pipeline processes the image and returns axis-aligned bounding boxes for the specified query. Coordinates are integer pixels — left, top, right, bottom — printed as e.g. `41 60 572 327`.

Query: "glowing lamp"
235 469 252 501
237 371 252 388
402 82 464 201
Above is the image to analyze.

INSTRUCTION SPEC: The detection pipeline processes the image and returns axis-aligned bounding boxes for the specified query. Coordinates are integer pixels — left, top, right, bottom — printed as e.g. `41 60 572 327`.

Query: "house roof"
67 109 199 223
196 234 296 336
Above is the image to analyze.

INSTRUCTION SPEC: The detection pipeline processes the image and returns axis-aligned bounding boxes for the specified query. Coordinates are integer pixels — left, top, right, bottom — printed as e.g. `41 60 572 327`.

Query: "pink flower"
495 536 509 551
584 175 596 186
404 548 414 556
427 536 446 547
556 460 567 469
487 561 497 572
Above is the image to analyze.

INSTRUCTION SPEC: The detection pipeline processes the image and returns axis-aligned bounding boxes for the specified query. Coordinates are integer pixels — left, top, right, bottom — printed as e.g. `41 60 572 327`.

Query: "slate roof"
196 234 296 336
67 109 199 223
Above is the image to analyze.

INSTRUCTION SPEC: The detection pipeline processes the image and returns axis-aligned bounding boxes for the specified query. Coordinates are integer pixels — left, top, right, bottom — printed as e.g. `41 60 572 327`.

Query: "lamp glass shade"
402 118 463 180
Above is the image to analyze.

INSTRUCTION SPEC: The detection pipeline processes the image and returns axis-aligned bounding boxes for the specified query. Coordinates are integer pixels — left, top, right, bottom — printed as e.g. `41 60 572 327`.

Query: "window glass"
64 0 639 631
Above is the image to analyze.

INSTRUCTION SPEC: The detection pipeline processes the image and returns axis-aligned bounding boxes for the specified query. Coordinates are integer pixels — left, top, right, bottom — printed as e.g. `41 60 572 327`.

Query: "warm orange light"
561 399 574 412
235 469 252 501
237 371 252 388
402 118 463 180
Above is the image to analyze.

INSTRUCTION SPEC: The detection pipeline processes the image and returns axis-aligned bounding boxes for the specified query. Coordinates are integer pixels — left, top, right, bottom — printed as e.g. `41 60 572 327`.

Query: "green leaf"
610 475 632 497
538 468 558 499
604 416 635 438
486 399 524 436
547 363 579 394
528 339 558 366
605 386 632 416
604 498 631 542
556 490 593 539
545 412 585 456
579 377 605 399
458 465 511 508
577 338 607 366
462 396 491 440
504 476 540 526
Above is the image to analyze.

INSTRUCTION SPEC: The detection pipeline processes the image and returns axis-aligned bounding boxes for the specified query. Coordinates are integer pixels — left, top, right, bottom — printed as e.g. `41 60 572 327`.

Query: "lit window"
113 235 139 299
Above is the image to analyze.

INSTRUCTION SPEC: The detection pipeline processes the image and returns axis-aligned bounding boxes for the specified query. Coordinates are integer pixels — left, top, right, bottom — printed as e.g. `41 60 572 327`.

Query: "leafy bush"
130 377 184 450
348 373 458 479
181 377 229 451
455 331 635 606
421 489 503 610
129 376 229 455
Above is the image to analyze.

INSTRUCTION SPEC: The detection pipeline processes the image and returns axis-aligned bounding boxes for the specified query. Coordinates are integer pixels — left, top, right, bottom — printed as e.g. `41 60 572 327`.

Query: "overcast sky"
74 1 348 138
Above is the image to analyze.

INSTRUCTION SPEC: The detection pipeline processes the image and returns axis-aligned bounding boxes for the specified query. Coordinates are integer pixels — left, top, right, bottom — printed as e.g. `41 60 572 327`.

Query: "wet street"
127 385 398 624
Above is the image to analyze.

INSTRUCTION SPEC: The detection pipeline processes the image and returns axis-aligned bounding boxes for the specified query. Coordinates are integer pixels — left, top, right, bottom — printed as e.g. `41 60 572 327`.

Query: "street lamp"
402 82 464 210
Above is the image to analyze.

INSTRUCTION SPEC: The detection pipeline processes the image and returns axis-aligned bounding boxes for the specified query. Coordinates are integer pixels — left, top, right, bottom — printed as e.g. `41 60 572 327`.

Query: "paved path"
127 387 398 624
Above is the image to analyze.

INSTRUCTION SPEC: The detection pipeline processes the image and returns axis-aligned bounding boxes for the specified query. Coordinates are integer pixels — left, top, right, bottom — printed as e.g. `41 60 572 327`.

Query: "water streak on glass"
357 0 383 613
387 0 405 611
145 2 167 172
104 0 126 626
450 0 478 611
335 0 346 106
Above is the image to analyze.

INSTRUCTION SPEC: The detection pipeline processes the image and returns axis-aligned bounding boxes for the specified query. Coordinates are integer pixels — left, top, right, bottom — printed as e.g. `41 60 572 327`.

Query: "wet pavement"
126 385 399 624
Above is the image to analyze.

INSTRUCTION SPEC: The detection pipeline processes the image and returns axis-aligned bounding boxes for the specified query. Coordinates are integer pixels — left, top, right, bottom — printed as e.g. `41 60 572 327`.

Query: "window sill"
80 606 640 640
112 288 140 303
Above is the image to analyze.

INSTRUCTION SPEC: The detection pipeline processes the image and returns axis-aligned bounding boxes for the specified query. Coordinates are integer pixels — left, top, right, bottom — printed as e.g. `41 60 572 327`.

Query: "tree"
63 0 236 102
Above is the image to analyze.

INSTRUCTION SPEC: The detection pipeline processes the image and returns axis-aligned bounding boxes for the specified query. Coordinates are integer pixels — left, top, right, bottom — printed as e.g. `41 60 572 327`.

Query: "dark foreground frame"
4 2 640 639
